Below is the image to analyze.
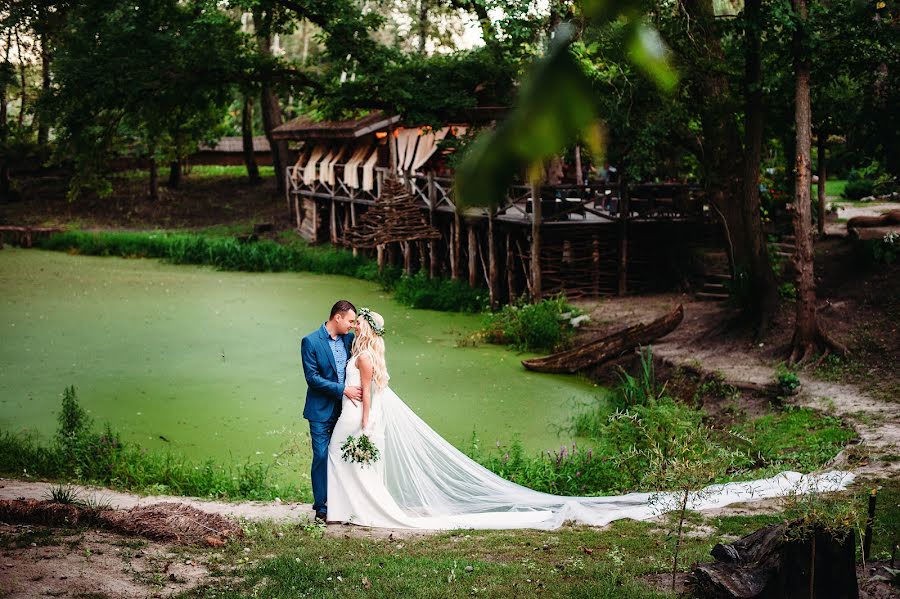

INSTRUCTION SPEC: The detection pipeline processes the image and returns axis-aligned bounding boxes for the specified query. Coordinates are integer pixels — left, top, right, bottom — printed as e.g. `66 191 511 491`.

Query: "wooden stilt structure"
530 181 542 301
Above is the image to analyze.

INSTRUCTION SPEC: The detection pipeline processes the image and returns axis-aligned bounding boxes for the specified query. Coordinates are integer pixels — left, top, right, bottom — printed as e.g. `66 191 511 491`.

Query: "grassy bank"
0 387 306 502
34 230 486 313
1 365 855 504
173 475 897 599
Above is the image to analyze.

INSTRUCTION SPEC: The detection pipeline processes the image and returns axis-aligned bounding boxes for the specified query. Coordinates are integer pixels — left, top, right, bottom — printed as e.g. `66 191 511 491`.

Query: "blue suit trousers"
309 419 336 514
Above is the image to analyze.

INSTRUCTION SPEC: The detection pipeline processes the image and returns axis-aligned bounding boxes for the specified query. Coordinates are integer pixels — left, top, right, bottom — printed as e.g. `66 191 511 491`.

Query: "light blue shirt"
322 324 347 387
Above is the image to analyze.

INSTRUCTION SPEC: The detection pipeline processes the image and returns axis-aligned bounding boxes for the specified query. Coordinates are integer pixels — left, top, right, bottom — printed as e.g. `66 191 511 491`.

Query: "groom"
301 300 362 523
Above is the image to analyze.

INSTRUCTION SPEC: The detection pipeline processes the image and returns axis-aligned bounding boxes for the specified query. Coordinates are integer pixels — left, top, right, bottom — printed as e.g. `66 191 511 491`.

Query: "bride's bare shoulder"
355 350 374 367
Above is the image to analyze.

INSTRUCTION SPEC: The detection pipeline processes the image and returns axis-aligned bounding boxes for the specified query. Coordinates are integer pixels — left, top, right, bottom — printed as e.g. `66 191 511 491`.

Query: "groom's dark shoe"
315 511 327 524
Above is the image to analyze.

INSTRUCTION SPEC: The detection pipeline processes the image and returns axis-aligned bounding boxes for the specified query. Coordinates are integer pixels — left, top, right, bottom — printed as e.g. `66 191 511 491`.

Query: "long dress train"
327 356 853 530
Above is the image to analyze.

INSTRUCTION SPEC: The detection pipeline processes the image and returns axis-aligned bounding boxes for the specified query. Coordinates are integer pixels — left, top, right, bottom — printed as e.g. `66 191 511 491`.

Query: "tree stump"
693 522 858 598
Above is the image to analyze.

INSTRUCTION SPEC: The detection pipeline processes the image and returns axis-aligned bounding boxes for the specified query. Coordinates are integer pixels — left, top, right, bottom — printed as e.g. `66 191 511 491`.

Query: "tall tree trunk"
167 160 181 188
242 95 261 183
149 156 159 202
791 0 817 362
15 28 25 128
0 33 10 198
789 0 843 362
682 0 777 330
417 0 428 54
740 0 779 331
817 133 826 236
255 10 287 197
38 32 50 146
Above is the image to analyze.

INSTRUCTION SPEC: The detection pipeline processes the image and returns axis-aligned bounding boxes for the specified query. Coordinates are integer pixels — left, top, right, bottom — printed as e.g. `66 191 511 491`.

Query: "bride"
326 308 853 530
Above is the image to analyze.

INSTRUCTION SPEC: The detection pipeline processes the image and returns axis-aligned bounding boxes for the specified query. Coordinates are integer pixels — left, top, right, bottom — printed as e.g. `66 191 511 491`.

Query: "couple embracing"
300 301 853 531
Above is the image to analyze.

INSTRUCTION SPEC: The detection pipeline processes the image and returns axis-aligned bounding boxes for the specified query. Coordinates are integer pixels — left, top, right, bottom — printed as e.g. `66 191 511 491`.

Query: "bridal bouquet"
340 433 380 466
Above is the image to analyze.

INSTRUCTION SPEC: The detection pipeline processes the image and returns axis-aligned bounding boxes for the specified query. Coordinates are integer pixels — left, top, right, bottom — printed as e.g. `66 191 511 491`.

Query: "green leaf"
455 25 600 208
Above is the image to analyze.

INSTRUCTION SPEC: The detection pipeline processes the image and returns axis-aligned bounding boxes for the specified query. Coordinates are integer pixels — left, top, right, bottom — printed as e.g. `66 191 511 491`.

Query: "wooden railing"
286 164 704 224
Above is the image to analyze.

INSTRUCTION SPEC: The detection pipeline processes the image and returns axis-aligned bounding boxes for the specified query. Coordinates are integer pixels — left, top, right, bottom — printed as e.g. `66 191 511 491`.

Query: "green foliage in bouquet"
340 434 381 467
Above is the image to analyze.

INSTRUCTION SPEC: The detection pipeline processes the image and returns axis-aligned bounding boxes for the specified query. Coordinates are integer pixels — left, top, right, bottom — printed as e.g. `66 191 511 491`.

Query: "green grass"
732 407 856 474
176 518 702 598
816 178 847 199
113 165 276 181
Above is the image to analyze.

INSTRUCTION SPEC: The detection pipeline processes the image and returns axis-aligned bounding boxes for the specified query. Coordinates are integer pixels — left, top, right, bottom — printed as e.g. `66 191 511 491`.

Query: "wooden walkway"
0 226 64 248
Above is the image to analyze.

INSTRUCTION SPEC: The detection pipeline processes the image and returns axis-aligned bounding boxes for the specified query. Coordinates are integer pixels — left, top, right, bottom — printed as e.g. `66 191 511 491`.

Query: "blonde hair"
353 311 390 389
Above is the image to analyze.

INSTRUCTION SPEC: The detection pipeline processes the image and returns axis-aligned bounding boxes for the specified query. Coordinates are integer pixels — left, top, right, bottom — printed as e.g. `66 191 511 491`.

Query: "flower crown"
358 307 385 337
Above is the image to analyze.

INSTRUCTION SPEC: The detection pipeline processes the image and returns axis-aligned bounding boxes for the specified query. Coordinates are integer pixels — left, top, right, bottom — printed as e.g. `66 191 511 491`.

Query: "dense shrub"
481 295 579 353
391 271 487 312
843 161 895 200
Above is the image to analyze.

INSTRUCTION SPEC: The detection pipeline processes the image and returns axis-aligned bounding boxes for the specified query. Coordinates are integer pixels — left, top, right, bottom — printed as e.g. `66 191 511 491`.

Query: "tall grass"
472 349 855 496
0 386 306 501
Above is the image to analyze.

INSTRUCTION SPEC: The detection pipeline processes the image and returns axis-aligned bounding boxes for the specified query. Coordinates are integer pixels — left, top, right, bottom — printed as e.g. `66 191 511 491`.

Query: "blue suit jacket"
301 326 354 422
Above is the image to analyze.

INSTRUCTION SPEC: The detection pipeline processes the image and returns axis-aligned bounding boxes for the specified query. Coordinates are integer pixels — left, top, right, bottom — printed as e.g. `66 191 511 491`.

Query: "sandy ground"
826 202 898 236
0 522 218 599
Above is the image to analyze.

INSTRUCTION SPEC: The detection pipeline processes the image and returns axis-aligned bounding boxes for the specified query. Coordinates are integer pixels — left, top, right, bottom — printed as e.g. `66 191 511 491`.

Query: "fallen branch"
522 304 684 374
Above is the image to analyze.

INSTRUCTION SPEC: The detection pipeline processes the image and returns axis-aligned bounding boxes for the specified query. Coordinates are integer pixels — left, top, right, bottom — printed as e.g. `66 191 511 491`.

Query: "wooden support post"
468 224 478 288
574 145 583 186
350 200 357 257
311 200 319 244
531 181 542 302
506 232 516 304
285 168 292 217
516 238 534 299
377 244 385 272
389 126 397 174
617 187 630 295
417 241 427 274
329 198 337 244
428 171 437 278
488 211 498 309
592 236 601 296
402 241 412 274
293 193 301 230
451 209 461 280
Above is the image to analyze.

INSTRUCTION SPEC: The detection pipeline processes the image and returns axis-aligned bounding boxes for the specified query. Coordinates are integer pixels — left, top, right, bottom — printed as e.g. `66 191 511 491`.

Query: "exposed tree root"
788 321 849 365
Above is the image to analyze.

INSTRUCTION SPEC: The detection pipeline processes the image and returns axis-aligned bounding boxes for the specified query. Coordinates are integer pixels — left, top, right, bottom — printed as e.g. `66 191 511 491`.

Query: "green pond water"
0 249 602 484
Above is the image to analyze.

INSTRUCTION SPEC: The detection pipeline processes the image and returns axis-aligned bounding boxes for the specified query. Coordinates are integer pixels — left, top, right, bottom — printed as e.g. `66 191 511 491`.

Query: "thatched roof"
199 136 271 153
272 111 401 141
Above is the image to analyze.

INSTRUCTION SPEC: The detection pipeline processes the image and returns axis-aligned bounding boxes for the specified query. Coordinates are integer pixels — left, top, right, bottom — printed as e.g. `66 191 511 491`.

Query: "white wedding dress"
326 354 854 530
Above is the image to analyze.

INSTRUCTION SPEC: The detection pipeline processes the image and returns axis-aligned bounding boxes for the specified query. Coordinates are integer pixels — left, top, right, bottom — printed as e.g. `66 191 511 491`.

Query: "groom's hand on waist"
344 385 362 404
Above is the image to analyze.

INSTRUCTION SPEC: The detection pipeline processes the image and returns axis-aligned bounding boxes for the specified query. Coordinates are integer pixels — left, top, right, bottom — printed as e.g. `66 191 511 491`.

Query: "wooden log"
692 522 858 599
521 304 684 373
846 209 900 231
531 181 542 301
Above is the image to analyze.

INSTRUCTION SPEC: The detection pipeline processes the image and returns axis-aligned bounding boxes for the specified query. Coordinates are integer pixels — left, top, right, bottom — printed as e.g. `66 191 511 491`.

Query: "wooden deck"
284 164 716 302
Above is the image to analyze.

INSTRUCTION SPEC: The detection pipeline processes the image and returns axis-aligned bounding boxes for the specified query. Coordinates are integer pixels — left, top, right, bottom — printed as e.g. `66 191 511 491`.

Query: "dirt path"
583 295 900 480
